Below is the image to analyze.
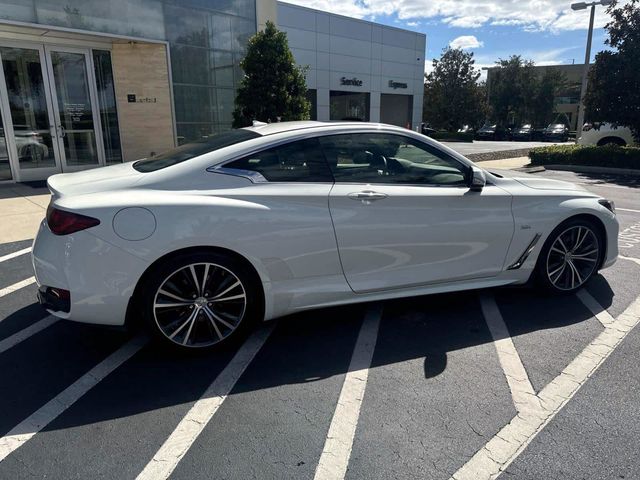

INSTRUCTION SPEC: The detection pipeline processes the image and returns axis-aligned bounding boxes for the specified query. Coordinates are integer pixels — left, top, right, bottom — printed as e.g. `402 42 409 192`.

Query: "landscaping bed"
529 144 640 170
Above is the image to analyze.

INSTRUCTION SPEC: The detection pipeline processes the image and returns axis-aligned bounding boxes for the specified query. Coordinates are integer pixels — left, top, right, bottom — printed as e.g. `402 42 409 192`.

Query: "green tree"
423 48 486 130
488 55 536 126
584 0 640 140
232 21 310 128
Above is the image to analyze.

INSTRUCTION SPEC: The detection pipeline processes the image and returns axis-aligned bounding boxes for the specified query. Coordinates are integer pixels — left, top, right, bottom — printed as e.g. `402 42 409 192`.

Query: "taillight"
46 205 100 235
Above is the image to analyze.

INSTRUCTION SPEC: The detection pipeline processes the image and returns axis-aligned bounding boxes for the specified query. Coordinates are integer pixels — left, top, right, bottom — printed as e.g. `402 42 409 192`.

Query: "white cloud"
282 0 622 32
449 35 484 50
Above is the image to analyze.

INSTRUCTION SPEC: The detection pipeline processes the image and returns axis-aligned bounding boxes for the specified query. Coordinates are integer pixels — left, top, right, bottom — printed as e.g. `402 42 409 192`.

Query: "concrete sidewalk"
0 183 50 244
473 156 532 169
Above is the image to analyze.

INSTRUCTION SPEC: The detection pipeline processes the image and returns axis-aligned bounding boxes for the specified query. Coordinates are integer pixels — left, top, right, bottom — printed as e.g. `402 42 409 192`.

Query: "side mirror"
469 167 486 192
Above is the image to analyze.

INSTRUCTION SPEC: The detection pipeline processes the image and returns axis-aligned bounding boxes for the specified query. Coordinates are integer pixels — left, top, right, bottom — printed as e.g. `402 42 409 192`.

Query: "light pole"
571 0 612 140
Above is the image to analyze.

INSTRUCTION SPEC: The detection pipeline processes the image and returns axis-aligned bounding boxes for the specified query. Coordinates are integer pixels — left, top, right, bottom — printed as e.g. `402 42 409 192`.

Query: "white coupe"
32 122 619 351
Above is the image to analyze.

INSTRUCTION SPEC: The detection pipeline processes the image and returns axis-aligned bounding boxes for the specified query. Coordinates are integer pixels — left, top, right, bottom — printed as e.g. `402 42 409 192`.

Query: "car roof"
242 120 392 136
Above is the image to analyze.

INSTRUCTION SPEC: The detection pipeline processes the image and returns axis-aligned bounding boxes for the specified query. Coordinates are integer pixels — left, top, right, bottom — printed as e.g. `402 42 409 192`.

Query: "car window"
318 133 469 186
133 129 261 172
224 138 333 182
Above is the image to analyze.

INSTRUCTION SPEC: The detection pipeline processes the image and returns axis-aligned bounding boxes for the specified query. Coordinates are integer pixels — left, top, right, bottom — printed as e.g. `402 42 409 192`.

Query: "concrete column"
256 0 278 30
317 88 330 121
370 91 381 122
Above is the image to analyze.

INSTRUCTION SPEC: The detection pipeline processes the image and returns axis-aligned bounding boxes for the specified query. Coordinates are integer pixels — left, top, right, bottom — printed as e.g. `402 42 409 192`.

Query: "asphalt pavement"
0 168 639 479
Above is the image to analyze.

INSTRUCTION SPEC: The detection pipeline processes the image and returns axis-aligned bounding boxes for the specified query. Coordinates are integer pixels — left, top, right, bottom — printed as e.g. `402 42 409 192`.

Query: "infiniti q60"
33 122 619 351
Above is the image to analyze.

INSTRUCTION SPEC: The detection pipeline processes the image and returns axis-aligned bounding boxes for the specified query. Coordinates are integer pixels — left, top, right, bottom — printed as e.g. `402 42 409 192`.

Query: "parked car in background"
511 124 533 141
33 121 619 352
457 125 474 134
475 123 510 141
578 122 635 147
543 123 569 142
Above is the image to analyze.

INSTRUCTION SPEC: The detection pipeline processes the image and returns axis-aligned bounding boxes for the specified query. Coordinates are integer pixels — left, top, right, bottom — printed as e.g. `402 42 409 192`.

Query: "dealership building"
0 0 426 183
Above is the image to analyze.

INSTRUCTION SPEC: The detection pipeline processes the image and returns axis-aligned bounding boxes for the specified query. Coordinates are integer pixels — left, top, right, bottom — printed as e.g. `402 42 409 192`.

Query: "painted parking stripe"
136 325 274 480
576 289 615 327
0 277 36 299
0 247 31 264
313 303 382 480
619 255 640 267
451 292 640 480
617 208 640 214
0 335 146 462
480 293 541 414
0 316 58 354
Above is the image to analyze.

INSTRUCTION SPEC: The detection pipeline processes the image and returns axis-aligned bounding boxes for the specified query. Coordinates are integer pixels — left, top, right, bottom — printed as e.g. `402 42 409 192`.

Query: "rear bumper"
32 220 150 326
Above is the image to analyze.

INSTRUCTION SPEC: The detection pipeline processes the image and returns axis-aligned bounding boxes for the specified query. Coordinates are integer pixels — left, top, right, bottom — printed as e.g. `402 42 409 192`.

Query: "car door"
321 132 514 293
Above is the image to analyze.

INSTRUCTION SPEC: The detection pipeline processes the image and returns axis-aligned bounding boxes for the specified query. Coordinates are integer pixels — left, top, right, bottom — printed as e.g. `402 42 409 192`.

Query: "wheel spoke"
158 289 191 303
550 246 566 255
202 307 223 340
205 306 235 330
155 302 192 308
189 265 201 296
572 227 585 252
211 280 241 300
550 263 566 285
169 309 197 340
572 249 598 258
211 293 246 303
201 263 210 296
556 237 569 253
567 260 582 287
182 312 198 345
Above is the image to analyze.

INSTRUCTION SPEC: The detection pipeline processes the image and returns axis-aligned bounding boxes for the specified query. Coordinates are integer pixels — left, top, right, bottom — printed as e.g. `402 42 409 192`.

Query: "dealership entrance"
0 40 121 182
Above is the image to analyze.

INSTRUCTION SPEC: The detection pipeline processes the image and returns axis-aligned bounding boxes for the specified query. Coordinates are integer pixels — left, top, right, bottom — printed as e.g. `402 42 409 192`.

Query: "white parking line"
0 335 146 462
617 208 640 214
0 247 31 264
619 255 640 267
0 277 36 299
313 303 382 480
480 293 541 415
136 325 274 480
576 289 615 327
0 316 58 354
452 292 640 480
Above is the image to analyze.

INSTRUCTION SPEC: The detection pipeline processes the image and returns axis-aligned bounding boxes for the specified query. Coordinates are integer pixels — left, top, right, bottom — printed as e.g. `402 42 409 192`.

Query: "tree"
488 56 566 127
584 0 640 140
423 48 486 130
232 21 310 128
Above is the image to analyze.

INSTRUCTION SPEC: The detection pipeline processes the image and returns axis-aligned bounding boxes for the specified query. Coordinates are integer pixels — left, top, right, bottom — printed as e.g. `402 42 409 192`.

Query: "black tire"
535 217 604 294
138 251 262 352
597 137 626 147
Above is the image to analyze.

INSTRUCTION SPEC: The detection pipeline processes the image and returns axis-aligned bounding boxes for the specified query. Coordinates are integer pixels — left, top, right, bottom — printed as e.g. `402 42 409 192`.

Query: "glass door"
44 45 105 172
0 44 61 181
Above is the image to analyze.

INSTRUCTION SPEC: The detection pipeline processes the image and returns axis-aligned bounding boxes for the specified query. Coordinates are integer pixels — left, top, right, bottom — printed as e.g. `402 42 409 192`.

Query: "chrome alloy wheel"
546 225 600 291
153 262 247 348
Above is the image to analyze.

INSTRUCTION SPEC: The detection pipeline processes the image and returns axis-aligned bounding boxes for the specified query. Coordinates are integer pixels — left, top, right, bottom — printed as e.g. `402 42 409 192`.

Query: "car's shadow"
0 274 616 433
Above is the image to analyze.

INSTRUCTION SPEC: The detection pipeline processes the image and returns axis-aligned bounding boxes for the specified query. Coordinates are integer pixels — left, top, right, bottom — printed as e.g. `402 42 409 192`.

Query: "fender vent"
508 233 542 270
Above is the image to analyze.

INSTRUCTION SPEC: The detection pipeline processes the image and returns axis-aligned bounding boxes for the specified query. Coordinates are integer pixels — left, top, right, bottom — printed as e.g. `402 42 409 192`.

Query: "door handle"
347 190 388 202
59 125 66 138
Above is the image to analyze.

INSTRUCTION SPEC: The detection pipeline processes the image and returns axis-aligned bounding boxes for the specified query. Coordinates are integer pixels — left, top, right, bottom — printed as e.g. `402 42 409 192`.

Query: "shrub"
529 144 640 169
429 131 474 142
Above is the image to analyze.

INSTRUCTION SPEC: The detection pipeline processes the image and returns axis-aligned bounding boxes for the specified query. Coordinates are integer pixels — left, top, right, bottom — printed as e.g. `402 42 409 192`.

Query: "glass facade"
330 91 370 122
0 0 258 144
93 50 122 164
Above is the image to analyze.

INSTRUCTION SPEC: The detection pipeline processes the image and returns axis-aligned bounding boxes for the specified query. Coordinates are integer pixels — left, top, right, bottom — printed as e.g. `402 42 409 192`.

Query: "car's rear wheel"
139 252 260 352
536 218 603 294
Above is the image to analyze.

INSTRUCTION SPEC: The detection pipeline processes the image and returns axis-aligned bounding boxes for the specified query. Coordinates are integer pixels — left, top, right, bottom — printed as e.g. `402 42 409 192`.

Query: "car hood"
511 176 587 192
47 162 144 198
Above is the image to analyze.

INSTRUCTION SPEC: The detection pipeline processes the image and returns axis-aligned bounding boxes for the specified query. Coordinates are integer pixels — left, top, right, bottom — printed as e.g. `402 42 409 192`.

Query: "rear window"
133 129 261 172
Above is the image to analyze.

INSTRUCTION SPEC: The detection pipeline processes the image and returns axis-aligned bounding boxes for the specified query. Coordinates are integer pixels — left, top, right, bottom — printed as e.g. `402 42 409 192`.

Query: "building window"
92 50 122 164
330 91 370 121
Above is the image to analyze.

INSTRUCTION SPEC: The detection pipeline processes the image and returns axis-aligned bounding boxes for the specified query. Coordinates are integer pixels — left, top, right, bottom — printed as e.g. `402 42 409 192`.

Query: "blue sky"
284 0 615 79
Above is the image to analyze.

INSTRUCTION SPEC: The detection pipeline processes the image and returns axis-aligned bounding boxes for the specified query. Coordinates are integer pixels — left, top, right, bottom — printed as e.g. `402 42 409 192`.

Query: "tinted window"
319 133 469 186
133 129 260 172
225 138 333 182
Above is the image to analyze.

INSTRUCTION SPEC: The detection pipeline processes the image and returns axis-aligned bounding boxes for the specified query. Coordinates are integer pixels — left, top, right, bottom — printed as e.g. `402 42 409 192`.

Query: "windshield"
133 130 261 172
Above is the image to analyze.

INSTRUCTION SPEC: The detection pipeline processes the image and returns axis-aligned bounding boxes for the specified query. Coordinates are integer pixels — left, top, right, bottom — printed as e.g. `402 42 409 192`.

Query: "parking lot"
1 168 639 480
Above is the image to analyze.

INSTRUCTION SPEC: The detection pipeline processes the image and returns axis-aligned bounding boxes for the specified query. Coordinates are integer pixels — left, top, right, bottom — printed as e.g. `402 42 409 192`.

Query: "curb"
543 164 640 177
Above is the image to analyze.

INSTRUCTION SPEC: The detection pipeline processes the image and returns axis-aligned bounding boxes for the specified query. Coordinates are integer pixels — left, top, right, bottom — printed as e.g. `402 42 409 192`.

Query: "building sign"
388 80 408 89
340 77 363 87
127 93 157 103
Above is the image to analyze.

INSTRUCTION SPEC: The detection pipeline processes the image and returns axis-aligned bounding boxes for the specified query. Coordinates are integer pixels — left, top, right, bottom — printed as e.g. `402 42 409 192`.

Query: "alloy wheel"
153 262 247 348
546 225 600 291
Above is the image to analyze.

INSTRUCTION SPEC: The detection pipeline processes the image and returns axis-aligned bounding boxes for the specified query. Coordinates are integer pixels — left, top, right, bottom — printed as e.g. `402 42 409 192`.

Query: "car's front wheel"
536 218 603 294
139 252 261 352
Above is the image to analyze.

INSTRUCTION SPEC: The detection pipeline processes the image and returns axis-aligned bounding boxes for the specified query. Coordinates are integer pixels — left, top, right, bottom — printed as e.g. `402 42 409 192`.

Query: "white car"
33 121 619 351
578 122 635 147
